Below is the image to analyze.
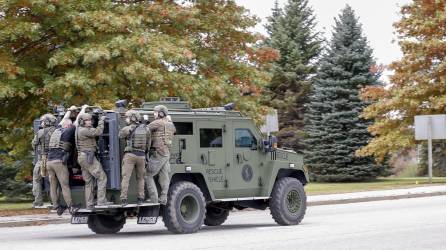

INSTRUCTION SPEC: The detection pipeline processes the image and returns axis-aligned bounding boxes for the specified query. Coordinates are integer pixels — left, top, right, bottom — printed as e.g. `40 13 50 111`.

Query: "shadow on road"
201 223 278 232
45 223 279 240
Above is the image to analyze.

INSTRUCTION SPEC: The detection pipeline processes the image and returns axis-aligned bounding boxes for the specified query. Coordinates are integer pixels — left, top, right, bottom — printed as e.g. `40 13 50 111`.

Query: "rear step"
72 203 161 225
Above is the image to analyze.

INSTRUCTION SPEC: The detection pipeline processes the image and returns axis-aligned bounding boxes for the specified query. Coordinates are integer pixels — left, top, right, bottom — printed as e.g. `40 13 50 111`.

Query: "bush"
0 159 32 201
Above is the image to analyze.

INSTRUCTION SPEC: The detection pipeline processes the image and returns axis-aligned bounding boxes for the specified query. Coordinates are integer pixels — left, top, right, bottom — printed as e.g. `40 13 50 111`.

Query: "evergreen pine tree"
304 5 386 182
265 0 282 37
418 142 446 177
265 0 322 152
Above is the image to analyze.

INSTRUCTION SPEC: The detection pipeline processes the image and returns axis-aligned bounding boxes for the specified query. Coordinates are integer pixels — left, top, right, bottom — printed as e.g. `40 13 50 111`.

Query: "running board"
214 196 270 202
76 203 160 213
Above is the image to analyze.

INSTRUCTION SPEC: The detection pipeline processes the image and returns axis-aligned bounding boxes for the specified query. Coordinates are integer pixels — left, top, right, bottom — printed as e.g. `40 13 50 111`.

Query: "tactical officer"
67 105 79 123
75 106 111 209
146 105 176 205
119 110 151 206
47 117 75 214
31 113 57 207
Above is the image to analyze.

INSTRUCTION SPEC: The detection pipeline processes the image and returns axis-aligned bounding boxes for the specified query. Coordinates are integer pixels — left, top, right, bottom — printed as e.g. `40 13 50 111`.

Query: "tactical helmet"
125 110 141 123
154 105 168 118
78 113 93 126
40 114 57 127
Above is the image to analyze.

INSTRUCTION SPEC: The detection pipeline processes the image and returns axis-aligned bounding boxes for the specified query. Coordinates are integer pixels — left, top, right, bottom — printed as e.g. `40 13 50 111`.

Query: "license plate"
71 215 89 224
137 216 158 224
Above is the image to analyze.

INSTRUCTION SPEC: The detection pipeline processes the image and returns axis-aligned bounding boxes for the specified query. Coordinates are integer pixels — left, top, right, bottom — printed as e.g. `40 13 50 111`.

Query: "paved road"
1 196 446 250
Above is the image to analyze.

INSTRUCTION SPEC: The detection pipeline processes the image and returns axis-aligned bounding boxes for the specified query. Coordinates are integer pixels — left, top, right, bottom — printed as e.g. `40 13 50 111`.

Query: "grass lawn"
0 202 33 211
0 196 34 213
0 199 39 216
306 177 446 195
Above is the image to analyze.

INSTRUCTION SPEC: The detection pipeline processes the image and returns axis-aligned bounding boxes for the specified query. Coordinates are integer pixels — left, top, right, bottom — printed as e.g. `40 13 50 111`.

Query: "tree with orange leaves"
0 0 277 195
358 0 446 175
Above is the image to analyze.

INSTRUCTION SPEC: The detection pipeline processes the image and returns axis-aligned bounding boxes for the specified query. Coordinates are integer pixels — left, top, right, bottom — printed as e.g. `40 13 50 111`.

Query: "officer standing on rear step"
75 105 112 209
119 110 151 206
146 105 176 205
31 114 57 207
47 116 76 215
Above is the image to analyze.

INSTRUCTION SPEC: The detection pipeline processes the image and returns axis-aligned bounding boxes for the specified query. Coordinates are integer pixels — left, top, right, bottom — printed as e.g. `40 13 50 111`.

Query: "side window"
235 129 256 148
174 122 193 135
200 128 223 148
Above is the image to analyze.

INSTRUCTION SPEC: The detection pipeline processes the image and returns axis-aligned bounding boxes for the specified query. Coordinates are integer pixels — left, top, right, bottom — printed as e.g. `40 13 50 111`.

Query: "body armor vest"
152 119 175 148
75 127 97 152
49 128 70 151
41 127 56 155
126 125 147 152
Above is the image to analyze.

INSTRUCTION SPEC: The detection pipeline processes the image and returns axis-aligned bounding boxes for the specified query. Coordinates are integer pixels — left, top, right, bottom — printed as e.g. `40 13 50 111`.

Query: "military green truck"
35 98 309 234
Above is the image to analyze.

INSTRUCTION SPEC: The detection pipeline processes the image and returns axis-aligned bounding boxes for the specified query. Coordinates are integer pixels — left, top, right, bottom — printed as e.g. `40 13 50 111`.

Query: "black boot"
137 198 144 205
56 206 67 216
121 199 128 206
69 203 80 214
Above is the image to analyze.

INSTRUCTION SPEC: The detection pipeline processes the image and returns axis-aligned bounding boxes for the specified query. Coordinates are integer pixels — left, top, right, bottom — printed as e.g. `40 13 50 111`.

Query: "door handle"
236 153 243 164
201 153 208 165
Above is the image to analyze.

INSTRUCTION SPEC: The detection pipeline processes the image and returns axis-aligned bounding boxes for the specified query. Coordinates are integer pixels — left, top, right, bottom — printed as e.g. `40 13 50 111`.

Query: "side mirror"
251 140 258 151
262 135 278 152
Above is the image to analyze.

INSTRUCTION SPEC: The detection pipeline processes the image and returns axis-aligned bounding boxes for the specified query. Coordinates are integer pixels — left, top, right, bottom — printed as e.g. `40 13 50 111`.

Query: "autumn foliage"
0 0 276 177
358 0 446 161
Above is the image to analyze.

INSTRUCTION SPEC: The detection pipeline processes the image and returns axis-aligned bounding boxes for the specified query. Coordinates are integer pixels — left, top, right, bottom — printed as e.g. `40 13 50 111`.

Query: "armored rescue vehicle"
34 98 309 234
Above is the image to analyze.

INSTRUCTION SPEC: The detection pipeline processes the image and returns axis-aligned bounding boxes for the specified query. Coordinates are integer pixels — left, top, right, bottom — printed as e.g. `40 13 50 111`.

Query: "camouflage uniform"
119 110 151 204
76 114 108 208
31 114 57 206
146 106 176 204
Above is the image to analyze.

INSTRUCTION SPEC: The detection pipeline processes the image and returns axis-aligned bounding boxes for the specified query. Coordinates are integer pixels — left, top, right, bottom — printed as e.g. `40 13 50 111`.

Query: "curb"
1 191 446 228
307 191 446 206
0 218 70 228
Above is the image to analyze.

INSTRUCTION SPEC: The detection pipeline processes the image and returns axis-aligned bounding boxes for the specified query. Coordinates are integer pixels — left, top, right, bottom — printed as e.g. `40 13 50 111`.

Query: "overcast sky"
235 0 412 79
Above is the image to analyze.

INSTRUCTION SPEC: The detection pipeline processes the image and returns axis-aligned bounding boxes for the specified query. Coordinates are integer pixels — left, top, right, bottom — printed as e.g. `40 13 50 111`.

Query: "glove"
68 105 78 111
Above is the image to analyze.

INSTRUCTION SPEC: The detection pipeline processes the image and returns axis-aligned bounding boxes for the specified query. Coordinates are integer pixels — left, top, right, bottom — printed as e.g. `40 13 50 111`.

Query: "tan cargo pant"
146 154 170 204
32 157 44 204
47 160 72 208
78 152 108 207
120 153 146 200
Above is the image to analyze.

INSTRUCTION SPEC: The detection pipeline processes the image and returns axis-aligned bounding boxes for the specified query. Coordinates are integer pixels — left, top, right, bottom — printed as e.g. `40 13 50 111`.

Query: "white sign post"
414 114 446 183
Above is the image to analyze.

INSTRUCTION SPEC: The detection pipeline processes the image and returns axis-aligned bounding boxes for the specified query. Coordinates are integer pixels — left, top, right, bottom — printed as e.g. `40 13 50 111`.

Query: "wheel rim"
286 189 301 214
180 194 199 223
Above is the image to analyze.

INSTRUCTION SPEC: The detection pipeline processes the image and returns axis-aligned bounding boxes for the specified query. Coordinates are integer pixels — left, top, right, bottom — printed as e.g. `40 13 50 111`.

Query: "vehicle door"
196 120 229 198
229 121 262 197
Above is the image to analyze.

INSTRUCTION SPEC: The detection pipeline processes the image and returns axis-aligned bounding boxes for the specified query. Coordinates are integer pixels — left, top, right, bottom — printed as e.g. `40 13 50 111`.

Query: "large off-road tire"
163 181 206 234
204 206 229 226
270 177 307 226
87 214 126 234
